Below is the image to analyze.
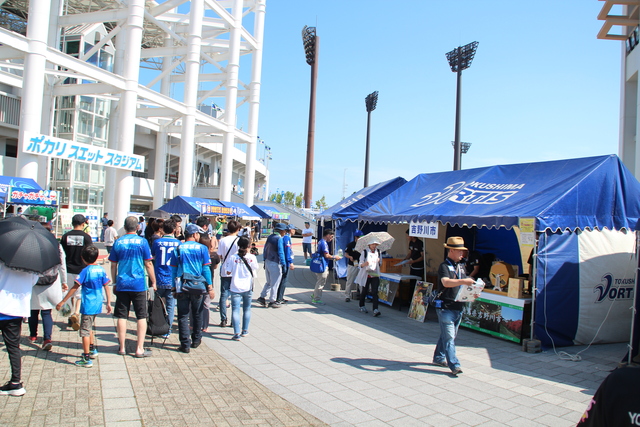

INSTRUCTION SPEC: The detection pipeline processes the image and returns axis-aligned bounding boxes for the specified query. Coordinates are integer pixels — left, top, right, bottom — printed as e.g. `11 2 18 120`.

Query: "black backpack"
146 295 170 337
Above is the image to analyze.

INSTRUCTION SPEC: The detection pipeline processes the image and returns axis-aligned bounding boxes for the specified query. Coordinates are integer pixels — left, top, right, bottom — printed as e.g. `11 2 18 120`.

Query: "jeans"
359 276 379 310
231 291 252 335
176 293 203 349
262 260 282 303
28 309 53 341
0 318 22 382
155 288 176 334
219 276 231 322
433 308 463 370
276 268 288 302
192 293 211 330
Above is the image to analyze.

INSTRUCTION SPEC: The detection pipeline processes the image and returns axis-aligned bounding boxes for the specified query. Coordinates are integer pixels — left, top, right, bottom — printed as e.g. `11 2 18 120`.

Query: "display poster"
8 188 58 206
377 275 400 306
408 281 432 322
461 297 527 343
409 221 439 239
519 217 535 245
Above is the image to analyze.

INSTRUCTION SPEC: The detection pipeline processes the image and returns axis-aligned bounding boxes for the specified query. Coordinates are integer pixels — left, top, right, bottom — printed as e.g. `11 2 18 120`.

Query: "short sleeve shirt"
108 233 152 292
169 241 211 278
151 236 181 289
76 265 110 315
345 240 360 267
317 239 329 255
409 239 424 269
61 230 93 274
437 258 466 310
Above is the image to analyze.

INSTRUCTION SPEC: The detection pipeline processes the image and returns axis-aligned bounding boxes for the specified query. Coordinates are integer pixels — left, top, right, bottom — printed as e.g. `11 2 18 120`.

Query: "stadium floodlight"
364 91 378 187
301 26 319 208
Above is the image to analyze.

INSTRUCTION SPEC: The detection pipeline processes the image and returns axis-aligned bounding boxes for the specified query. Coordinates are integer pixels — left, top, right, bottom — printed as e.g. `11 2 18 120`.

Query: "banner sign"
8 188 58 206
199 203 233 216
409 221 439 239
23 133 144 172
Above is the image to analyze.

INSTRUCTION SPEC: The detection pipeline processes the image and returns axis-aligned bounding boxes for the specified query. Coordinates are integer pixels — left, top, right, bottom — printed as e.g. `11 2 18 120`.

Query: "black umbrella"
0 216 61 273
143 209 171 219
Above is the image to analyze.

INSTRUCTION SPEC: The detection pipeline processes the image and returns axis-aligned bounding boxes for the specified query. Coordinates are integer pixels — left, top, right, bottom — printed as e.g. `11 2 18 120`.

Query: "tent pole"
628 231 639 366
529 234 539 341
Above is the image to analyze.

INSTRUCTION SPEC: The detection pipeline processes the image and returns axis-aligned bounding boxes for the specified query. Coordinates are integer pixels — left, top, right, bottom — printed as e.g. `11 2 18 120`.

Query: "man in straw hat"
432 236 475 376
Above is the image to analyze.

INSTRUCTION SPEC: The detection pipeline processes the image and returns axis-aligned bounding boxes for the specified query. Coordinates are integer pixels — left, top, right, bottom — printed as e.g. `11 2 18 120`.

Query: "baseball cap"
72 214 87 226
354 230 364 237
274 222 288 231
304 221 310 225
185 223 205 235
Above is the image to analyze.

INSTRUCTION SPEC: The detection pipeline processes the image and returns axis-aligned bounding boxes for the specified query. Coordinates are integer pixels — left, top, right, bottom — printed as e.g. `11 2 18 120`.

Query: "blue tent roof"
318 177 407 221
358 155 640 232
159 196 233 216
250 205 272 219
253 205 290 220
0 176 43 204
219 201 263 219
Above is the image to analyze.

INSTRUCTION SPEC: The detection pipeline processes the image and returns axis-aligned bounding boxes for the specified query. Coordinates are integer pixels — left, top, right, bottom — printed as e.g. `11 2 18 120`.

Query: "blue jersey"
169 241 212 290
76 264 110 315
151 236 181 289
108 233 152 292
283 234 293 266
318 238 329 255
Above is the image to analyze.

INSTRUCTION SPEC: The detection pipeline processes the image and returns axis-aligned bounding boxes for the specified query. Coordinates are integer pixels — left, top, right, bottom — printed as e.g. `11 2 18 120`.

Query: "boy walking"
57 246 111 367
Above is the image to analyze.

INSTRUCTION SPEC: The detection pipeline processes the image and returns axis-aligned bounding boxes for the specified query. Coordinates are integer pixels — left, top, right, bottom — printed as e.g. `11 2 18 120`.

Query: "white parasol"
355 231 395 253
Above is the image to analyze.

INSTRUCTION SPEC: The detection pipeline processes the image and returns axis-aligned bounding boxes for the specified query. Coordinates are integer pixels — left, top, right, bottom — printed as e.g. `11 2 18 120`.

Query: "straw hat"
443 236 467 250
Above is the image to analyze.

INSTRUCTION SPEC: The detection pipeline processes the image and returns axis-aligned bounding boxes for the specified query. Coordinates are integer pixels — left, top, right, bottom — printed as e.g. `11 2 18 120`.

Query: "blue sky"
255 1 622 208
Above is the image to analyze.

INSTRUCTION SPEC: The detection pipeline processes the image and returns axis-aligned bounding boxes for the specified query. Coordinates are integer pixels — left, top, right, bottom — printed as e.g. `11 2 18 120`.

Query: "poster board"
408 281 432 322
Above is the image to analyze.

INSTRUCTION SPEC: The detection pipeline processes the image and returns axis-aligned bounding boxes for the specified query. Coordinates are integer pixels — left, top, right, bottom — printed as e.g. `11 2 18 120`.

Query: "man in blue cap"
258 222 287 308
276 224 296 304
343 230 363 302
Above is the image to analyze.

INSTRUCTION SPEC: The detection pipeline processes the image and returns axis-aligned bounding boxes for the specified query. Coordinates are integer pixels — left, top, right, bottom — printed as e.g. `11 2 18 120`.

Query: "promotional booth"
358 155 640 347
159 195 234 217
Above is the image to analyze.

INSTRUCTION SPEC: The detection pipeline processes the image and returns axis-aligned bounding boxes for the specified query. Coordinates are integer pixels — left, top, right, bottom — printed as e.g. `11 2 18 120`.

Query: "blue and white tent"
159 196 233 216
358 155 640 347
0 176 43 204
219 201 263 219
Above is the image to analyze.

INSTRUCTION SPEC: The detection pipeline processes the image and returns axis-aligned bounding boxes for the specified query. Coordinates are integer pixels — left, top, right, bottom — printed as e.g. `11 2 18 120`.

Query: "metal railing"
0 92 20 127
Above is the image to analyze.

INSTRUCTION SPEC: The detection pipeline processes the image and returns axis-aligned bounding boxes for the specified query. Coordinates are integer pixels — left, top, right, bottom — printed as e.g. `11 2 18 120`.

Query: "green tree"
315 195 327 210
295 193 303 208
283 191 295 205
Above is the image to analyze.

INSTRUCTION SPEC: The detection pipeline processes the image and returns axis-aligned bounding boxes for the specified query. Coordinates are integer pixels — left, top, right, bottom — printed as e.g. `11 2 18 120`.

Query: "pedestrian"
171 215 185 241
302 221 313 260
60 214 93 331
151 219 180 338
104 220 118 253
276 224 296 304
403 230 425 281
218 220 240 326
215 217 224 240
100 213 109 242
254 220 261 241
223 236 258 340
258 222 287 308
109 216 156 358
195 233 219 333
311 228 340 305
356 238 382 317
196 216 212 237
29 222 68 351
149 218 165 248
137 216 146 236
56 245 112 367
432 236 475 376
170 224 214 353
343 230 363 302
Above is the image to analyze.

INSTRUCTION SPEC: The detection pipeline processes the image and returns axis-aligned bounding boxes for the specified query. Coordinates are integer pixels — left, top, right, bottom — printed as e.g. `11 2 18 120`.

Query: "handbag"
423 289 443 308
309 251 327 273
176 246 208 295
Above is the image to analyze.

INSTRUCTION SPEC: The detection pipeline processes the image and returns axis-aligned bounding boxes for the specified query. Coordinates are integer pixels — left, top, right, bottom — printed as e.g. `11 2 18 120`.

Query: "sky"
254 0 623 208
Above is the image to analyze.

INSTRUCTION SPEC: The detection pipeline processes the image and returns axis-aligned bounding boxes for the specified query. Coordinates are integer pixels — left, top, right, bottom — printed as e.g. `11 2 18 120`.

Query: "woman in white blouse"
356 239 382 317
222 236 258 340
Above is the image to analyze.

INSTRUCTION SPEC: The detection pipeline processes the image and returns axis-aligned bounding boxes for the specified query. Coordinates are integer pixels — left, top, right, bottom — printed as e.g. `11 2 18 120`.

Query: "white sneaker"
360 306 368 314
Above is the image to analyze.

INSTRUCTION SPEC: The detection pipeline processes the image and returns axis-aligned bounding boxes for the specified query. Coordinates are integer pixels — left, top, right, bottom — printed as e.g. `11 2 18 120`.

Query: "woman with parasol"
355 232 395 318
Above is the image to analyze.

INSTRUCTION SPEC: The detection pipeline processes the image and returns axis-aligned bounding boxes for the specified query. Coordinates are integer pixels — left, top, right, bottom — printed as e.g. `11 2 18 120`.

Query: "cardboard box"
508 277 525 299
381 258 403 274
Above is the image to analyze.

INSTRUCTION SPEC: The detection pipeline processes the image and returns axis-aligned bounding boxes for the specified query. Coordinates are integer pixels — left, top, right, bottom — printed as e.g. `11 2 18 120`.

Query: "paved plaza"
0 242 626 426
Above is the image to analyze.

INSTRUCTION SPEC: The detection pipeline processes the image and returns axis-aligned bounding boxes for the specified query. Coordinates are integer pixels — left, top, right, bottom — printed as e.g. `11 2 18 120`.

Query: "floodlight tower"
364 91 378 188
302 26 319 209
446 41 479 171
451 141 472 168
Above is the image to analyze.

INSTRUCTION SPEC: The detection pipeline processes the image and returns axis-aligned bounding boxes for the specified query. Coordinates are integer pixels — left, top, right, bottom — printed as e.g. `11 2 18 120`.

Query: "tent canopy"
220 201 262 219
159 196 233 216
318 177 407 221
253 204 289 220
359 155 640 232
0 176 43 204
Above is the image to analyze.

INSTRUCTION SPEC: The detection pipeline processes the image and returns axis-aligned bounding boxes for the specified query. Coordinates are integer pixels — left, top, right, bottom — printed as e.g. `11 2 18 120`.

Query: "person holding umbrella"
354 232 395 317
0 217 62 396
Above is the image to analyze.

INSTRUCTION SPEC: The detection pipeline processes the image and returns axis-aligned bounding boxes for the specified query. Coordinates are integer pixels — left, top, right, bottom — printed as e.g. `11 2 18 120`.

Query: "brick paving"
0 241 629 426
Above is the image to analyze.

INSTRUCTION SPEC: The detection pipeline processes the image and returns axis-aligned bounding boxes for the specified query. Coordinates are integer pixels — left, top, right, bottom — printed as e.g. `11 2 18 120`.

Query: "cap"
72 214 86 226
185 223 205 235
274 222 288 231
368 238 381 246
287 224 296 230
304 221 310 225
444 236 468 250
354 230 364 237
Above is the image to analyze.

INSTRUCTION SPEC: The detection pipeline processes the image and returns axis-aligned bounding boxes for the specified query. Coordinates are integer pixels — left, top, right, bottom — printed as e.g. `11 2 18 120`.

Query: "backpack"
147 295 170 337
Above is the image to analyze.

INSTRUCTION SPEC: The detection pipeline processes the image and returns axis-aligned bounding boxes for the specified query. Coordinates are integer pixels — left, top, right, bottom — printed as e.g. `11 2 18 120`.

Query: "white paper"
454 279 485 302
393 260 411 266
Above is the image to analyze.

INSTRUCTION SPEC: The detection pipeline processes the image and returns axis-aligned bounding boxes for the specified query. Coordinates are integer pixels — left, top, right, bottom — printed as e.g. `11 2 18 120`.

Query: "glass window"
73 187 89 204
90 165 105 185
54 159 70 180
75 162 89 183
57 110 74 134
94 117 107 140
56 187 69 204
95 99 108 117
78 111 93 136
64 40 80 56
89 187 103 206
59 96 75 109
76 135 92 145
99 51 113 72
80 96 94 113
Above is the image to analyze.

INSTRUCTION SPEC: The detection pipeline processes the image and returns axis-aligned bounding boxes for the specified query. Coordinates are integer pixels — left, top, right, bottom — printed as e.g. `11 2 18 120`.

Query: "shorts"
79 314 96 337
67 273 81 301
113 290 148 319
303 242 312 254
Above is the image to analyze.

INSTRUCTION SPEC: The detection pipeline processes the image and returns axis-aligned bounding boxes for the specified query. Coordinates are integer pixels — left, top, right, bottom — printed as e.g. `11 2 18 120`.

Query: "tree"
295 193 303 208
283 191 295 205
315 195 327 210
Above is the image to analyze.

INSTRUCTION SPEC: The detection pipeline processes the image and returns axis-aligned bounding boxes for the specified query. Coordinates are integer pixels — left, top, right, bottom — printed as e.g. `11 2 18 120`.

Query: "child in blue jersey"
57 245 111 368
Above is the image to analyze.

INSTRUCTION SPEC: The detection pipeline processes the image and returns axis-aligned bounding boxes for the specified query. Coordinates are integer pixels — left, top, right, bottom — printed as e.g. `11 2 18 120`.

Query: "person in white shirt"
103 220 118 253
222 236 258 340
217 220 240 327
302 221 314 260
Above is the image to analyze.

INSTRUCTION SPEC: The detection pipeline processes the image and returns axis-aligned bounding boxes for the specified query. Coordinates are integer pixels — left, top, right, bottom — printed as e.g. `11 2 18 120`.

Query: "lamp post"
364 91 378 188
450 141 472 168
302 25 319 208
446 41 478 171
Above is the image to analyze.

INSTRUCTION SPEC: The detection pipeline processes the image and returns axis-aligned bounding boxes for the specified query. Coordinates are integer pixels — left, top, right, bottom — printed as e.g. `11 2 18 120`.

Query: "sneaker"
240 330 249 337
69 314 80 331
28 336 37 343
75 358 93 368
268 301 282 308
191 341 201 349
161 333 170 339
359 306 368 314
277 299 288 304
432 360 448 368
42 340 53 351
232 334 241 341
179 346 190 354
373 309 381 317
0 381 25 397
451 367 463 376
89 348 99 359
257 297 266 307
219 319 227 327
311 299 325 305
345 297 350 302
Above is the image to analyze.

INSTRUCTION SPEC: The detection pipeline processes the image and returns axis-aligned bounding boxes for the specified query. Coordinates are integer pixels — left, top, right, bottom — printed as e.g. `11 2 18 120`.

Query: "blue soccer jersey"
76 264 110 315
169 241 212 289
151 236 181 289
108 233 152 292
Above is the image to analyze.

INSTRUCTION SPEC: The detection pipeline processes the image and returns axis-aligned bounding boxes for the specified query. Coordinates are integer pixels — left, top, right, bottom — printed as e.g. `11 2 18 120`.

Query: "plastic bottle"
337 249 343 257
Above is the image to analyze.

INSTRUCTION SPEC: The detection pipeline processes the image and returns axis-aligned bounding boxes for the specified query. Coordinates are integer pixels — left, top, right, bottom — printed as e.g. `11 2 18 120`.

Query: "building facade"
0 0 268 229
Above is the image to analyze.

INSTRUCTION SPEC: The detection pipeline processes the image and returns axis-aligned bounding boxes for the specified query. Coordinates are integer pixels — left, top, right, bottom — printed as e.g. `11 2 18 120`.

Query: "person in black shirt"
403 230 424 281
578 366 640 426
343 230 363 302
432 236 474 376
